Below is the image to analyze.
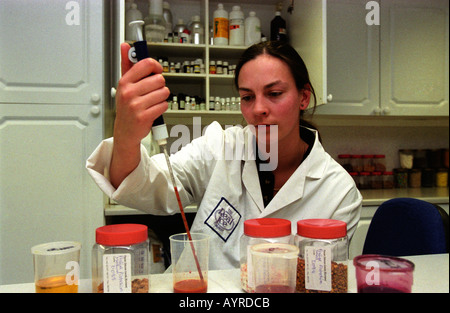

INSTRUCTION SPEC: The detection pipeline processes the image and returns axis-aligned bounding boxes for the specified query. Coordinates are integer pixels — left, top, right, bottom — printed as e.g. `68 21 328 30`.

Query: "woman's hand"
110 43 170 188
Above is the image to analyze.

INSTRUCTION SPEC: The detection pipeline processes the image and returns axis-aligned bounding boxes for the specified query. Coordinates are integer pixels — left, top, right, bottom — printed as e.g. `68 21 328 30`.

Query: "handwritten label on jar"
103 254 131 293
305 246 332 291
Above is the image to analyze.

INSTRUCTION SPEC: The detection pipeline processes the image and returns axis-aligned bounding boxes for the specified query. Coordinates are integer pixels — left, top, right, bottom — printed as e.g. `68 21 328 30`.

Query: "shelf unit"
117 0 290 125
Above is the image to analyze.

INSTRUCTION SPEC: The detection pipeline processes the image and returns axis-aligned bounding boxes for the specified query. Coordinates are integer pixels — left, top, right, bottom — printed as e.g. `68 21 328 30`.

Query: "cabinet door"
0 0 105 284
322 0 380 115
380 0 449 116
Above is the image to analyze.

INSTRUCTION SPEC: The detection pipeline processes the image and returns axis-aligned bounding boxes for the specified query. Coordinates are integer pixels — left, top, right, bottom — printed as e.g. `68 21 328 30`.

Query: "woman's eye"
269 91 282 97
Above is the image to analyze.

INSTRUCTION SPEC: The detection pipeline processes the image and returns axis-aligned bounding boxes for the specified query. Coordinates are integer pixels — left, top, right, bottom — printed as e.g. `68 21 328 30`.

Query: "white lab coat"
86 122 362 270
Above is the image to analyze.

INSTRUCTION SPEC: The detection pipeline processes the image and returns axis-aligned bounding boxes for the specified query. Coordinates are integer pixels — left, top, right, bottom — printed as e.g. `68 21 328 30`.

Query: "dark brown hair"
234 41 318 131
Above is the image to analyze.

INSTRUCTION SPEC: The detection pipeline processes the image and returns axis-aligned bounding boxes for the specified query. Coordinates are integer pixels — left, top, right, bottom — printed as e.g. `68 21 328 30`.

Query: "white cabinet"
292 0 449 116
0 0 105 284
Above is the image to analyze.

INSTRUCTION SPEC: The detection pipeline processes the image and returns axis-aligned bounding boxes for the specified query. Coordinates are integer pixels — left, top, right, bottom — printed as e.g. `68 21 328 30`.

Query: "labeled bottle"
92 224 150 293
172 95 178 110
209 96 215 110
190 15 204 44
245 11 261 46
173 19 187 43
229 5 244 46
213 3 229 45
162 1 173 37
240 218 292 293
145 0 166 42
270 11 287 42
125 3 143 41
214 96 221 111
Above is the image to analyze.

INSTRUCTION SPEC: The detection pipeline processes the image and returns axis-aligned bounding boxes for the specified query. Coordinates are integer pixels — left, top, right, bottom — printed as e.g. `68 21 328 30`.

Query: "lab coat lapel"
242 160 264 213
261 167 306 217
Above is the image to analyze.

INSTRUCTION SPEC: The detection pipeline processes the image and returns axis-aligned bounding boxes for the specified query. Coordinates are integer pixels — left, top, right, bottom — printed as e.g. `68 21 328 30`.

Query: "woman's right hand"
110 43 170 188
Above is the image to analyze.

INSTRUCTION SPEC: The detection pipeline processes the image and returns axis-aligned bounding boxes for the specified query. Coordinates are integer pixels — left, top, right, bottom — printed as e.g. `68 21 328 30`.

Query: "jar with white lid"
92 224 150 293
240 218 292 292
294 219 348 293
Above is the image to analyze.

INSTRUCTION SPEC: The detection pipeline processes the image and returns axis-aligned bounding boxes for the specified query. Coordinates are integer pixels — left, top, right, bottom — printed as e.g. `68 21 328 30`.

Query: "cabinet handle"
110 87 117 98
90 106 101 116
327 94 333 102
383 107 391 115
373 107 381 115
91 93 100 104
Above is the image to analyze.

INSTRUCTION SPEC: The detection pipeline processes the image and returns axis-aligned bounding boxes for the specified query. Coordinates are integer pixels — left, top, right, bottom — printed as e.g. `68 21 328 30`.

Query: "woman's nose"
253 97 269 116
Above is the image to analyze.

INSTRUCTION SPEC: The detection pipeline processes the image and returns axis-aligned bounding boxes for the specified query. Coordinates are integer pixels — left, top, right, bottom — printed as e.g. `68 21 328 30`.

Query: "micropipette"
128 21 204 281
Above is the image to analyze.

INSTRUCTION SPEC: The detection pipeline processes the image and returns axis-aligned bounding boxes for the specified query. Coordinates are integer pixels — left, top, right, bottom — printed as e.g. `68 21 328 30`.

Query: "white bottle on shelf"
245 11 261 46
213 3 229 46
229 6 244 46
125 3 143 41
145 0 166 42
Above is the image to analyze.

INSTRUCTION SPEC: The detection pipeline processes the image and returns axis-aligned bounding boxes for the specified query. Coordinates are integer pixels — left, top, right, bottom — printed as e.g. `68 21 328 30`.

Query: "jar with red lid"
294 219 348 293
92 224 150 293
240 218 292 292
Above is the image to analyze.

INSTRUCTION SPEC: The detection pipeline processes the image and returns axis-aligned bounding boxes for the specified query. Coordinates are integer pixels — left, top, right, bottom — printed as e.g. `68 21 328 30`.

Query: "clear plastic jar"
295 219 348 293
92 224 150 293
382 171 394 189
362 154 375 172
350 155 363 172
337 154 352 172
371 171 383 189
359 171 371 189
240 218 292 293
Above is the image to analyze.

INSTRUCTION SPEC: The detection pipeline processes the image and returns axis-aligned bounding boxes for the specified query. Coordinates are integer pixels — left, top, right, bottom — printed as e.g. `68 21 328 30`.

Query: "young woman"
87 41 362 270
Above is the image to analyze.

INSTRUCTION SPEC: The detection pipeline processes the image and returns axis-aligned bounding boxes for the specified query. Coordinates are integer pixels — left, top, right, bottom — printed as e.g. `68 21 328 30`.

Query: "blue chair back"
362 198 449 256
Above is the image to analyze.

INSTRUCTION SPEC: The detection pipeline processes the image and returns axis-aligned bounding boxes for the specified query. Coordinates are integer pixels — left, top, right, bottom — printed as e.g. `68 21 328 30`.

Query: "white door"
0 0 105 284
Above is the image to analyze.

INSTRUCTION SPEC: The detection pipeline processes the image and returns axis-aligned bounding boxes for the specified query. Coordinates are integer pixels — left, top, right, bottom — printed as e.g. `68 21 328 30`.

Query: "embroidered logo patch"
205 197 241 242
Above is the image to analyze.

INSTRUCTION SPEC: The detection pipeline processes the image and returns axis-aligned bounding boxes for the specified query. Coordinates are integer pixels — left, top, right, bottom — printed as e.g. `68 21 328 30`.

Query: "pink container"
353 254 415 293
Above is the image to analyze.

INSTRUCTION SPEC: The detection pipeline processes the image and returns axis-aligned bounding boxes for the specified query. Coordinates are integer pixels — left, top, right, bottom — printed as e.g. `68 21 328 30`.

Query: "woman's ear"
299 85 311 110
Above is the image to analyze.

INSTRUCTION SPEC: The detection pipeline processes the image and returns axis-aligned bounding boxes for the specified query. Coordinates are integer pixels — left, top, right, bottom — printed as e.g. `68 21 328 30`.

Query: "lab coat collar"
261 127 328 216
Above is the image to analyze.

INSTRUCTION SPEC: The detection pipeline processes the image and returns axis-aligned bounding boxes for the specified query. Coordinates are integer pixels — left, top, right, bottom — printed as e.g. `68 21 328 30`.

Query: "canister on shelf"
350 155 363 172
399 149 414 169
408 169 422 188
338 154 352 172
421 168 435 187
359 171 371 189
363 155 375 172
295 219 348 293
373 154 386 172
394 168 408 188
371 171 383 189
240 218 292 293
436 168 448 187
382 171 394 189
413 149 427 169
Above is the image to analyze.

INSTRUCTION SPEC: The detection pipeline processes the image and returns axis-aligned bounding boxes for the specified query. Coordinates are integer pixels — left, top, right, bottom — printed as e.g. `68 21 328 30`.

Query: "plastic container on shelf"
359 171 371 189
371 171 383 189
373 154 386 172
338 154 352 172
362 154 375 172
229 6 244 46
408 168 422 188
162 1 173 37
436 168 448 187
421 168 435 187
240 218 292 293
399 149 414 169
394 168 408 188
125 3 143 41
350 155 363 172
145 0 166 42
295 219 348 293
245 11 261 46
92 224 150 293
213 3 229 45
382 171 394 189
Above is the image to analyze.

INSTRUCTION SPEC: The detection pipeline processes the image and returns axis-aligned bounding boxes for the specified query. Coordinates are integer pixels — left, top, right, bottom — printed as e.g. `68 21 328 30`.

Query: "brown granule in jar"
97 278 149 293
296 258 347 293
